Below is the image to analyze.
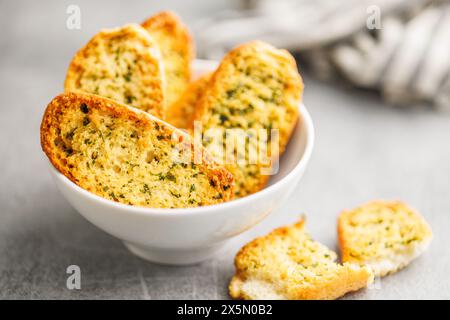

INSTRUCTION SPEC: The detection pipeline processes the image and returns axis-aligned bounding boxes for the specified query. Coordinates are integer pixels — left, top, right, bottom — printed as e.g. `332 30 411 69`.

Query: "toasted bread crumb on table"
338 200 433 277
230 218 374 300
40 92 234 208
166 72 212 129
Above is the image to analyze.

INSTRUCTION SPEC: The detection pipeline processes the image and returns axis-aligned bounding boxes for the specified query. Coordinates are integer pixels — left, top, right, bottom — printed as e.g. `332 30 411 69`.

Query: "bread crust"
64 24 165 118
142 11 194 107
338 200 433 277
193 41 303 197
230 219 373 300
41 92 234 208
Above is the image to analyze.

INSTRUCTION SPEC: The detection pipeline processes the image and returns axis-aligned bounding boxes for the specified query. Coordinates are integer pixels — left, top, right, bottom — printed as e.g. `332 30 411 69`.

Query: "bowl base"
123 241 226 265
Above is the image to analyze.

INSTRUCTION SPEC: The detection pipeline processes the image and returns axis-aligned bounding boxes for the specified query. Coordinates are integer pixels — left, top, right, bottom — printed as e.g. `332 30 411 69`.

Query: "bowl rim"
49 102 314 217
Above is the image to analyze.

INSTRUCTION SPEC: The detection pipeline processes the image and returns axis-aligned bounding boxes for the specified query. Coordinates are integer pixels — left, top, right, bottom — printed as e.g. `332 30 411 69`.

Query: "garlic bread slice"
142 11 194 107
194 41 303 198
167 73 212 129
65 24 165 118
41 92 234 208
230 219 374 300
338 200 433 277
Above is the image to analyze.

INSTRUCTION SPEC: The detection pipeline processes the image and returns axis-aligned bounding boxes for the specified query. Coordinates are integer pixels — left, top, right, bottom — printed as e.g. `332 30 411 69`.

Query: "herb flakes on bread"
142 11 194 107
41 92 234 208
64 24 165 118
338 200 433 277
193 41 303 198
230 218 374 300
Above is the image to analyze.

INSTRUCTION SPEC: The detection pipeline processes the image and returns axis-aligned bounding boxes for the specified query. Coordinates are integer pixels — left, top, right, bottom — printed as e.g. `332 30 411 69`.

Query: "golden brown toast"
338 200 433 277
64 24 165 118
166 72 212 129
142 11 194 107
41 92 234 208
193 41 303 198
230 218 374 300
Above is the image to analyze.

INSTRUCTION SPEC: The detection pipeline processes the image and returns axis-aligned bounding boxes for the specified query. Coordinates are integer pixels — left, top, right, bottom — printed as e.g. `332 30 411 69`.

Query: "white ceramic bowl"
48 60 314 265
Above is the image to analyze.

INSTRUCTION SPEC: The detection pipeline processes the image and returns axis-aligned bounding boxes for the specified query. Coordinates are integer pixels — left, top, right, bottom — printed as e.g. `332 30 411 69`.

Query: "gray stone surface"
1 0 449 300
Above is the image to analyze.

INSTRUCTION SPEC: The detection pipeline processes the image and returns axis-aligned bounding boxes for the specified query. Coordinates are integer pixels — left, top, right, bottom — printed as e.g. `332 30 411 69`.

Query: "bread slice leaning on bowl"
40 92 234 208
166 72 212 129
64 24 166 118
338 200 433 277
193 41 303 198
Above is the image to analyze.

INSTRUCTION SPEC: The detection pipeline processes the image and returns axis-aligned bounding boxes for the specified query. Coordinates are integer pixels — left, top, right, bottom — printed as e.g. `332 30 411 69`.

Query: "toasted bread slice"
65 24 165 118
194 41 303 198
229 219 374 300
166 73 212 129
41 92 233 208
142 11 194 107
338 200 433 277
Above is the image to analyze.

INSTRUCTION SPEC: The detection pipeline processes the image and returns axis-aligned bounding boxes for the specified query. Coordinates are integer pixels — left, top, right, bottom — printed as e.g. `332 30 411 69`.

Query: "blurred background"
0 0 449 299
